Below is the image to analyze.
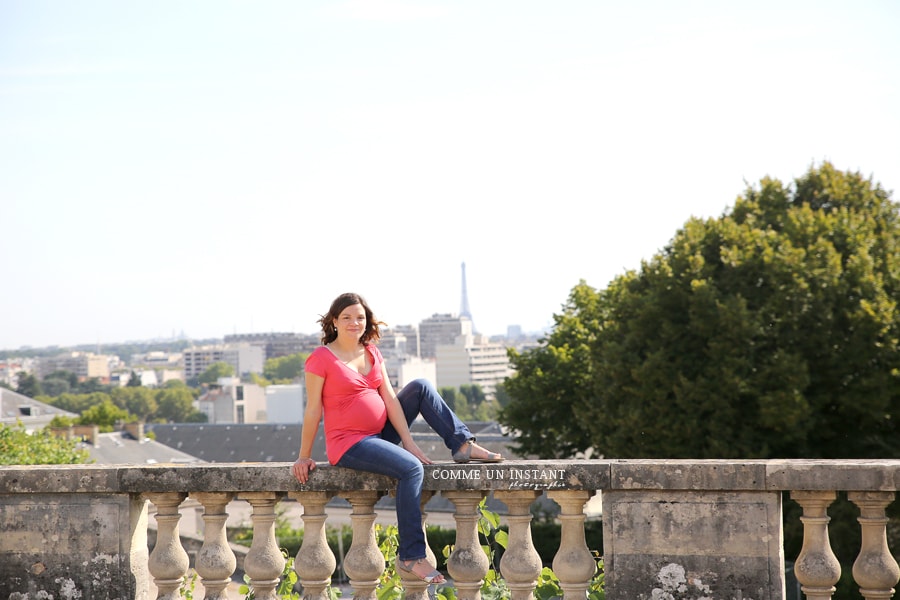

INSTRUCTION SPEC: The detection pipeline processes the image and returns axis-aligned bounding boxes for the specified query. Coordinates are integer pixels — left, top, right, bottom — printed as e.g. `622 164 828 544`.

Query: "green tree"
163 379 194 392
500 163 900 460
499 282 600 458
74 377 109 394
110 387 158 421
473 398 500 421
48 415 76 428
42 370 77 396
264 353 307 383
43 391 111 414
126 370 142 387
156 386 205 423
40 376 71 396
440 387 470 420
15 372 42 397
198 362 235 385
494 383 511 409
460 384 486 410
45 370 78 387
0 422 91 465
78 399 135 432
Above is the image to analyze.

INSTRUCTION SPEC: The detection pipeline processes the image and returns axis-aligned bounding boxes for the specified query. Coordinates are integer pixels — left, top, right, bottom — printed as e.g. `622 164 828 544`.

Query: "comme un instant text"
430 468 566 481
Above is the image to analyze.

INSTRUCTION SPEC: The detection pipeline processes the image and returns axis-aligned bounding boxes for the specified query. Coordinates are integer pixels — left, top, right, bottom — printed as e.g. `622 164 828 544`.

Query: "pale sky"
2 0 899 350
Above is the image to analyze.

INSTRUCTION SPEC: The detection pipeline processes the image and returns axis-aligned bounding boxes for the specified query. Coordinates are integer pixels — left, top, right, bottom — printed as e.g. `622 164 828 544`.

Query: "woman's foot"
452 440 503 463
397 558 446 584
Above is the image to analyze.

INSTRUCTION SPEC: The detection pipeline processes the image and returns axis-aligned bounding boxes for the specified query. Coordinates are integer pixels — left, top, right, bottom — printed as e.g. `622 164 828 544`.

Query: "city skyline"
3 1 899 350
1 305 542 353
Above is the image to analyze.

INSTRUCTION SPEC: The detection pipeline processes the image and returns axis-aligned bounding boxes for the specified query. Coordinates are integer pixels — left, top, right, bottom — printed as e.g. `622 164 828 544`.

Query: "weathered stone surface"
767 459 900 491
603 489 785 599
0 492 140 600
610 459 768 490
0 464 122 493
0 461 611 494
2 459 900 599
4 460 900 495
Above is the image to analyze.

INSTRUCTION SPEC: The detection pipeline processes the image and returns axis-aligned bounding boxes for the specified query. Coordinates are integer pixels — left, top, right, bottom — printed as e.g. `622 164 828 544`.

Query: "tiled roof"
0 388 78 430
149 420 513 464
87 431 204 465
149 423 317 463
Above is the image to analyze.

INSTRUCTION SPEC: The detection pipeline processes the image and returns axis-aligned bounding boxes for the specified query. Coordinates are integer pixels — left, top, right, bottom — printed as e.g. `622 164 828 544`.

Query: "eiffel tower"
460 261 475 331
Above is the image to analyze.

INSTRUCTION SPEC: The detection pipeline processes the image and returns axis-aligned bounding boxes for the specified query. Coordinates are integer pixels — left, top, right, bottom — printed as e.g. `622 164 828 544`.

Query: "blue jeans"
336 379 473 561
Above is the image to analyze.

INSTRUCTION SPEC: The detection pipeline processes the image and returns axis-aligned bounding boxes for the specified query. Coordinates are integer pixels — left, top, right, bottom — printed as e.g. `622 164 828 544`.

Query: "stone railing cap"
2 459 900 494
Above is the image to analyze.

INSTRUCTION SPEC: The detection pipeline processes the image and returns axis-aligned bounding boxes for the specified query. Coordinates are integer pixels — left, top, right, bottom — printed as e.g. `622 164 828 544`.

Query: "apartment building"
417 313 473 359
36 352 112 382
435 333 513 399
196 377 267 424
224 332 320 360
381 325 419 358
182 343 264 380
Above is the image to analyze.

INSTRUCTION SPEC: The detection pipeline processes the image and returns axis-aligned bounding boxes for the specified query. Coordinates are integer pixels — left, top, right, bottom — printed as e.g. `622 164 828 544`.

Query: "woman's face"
334 303 367 340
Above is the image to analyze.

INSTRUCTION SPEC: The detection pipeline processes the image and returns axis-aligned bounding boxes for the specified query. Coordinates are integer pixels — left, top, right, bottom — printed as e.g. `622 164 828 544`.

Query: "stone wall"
0 460 897 599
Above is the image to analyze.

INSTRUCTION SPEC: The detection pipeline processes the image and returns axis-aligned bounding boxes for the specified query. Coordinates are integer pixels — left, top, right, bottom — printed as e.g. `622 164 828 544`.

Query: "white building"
0 357 36 389
265 384 305 423
378 328 437 390
435 333 513 399
387 356 437 391
126 351 185 385
196 378 267 424
183 343 264 380
110 369 159 387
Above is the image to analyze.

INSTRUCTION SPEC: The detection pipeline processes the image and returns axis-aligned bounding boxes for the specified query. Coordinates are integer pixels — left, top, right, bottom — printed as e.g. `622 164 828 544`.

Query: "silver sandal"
452 440 503 463
398 558 446 584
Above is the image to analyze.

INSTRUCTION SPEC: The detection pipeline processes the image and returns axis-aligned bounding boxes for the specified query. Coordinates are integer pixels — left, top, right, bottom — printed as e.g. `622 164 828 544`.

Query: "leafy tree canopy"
15 372 42 397
41 392 112 415
40 386 206 425
155 386 207 423
500 163 900 459
263 353 307 383
78 399 135 432
0 422 91 465
110 387 158 421
198 362 235 385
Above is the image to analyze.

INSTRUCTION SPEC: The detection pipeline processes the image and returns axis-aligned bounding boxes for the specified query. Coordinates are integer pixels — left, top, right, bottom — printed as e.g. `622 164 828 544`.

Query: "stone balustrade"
1 460 899 599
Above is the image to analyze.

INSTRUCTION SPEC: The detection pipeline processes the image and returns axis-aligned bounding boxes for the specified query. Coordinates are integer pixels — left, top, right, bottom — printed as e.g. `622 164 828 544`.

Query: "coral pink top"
304 344 388 464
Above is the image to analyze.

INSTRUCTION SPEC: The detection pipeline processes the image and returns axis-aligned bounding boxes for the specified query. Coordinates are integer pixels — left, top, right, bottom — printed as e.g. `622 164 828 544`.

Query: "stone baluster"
190 492 236 600
398 490 439 600
445 491 490 600
791 491 841 600
146 492 190 600
239 492 287 600
548 490 598 599
848 491 900 600
495 490 542 600
288 491 337 600
341 490 385 600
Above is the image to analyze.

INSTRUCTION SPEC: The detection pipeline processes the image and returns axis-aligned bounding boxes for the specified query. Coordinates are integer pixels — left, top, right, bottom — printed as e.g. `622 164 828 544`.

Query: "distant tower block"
460 261 475 330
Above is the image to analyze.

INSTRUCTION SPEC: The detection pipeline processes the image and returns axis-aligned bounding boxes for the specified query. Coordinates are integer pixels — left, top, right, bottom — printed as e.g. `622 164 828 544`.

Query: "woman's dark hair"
318 292 385 345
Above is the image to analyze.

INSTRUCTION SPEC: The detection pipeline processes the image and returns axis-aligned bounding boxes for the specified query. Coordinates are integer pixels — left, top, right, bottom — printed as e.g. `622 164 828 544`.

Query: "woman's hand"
402 440 433 465
292 457 317 483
